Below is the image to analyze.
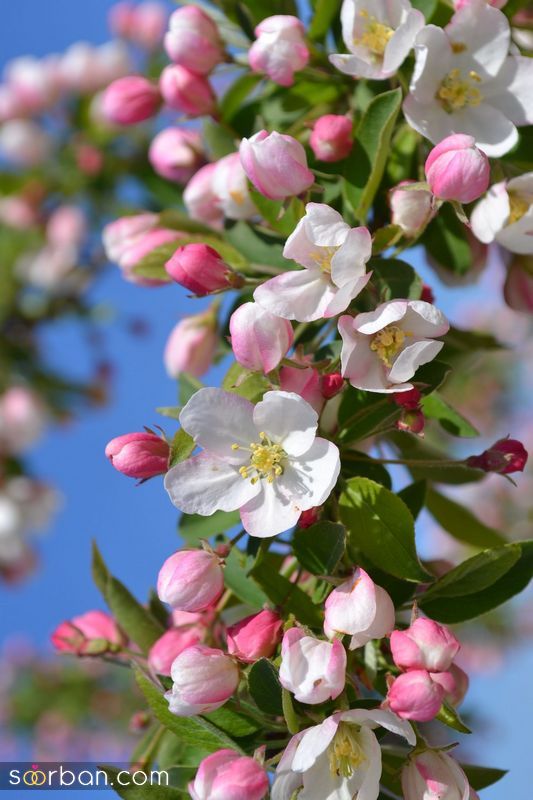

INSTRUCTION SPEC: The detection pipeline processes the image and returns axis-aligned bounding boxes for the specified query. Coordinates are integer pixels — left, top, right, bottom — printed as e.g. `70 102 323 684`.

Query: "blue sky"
0 1 530 797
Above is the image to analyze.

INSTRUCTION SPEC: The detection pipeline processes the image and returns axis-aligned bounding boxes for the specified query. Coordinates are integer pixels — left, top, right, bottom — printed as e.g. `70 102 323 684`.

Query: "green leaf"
421 543 521 601
426 488 506 548
423 204 472 276
391 435 485 485
371 225 402 255
292 522 346 576
135 669 243 753
461 764 507 790
179 510 241 545
442 325 504 357
156 406 181 420
397 481 427 520
248 190 304 237
414 361 451 396
338 389 400 444
223 547 269 607
203 118 237 159
410 0 438 20
225 221 287 269
100 767 187 799
92 540 110 599
339 478 429 582
220 73 263 123
221 362 269 402
169 429 195 468
179 373 203 406
204 706 260 737
106 577 164 652
343 88 402 222
421 393 478 438
131 242 176 282
248 658 283 715
308 0 342 39
159 210 216 235
251 556 323 627
367 258 423 301
132 234 249 282
436 701 472 734
341 453 392 489
420 540 533 623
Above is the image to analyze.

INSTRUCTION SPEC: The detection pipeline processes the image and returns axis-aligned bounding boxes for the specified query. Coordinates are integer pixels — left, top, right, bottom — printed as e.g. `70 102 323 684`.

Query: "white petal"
388 339 443 383
485 56 533 126
179 388 256 465
339 317 394 393
409 25 452 102
164 452 259 516
329 52 382 80
383 10 425 76
282 438 341 510
354 301 408 335
292 716 339 772
301 203 350 247
354 727 382 800
402 94 458 146
254 269 334 322
253 391 318 456
470 183 509 244
402 300 450 337
340 707 416 745
324 274 372 317
331 227 372 288
239 481 302 538
446 2 510 79
453 104 518 158
497 209 533 255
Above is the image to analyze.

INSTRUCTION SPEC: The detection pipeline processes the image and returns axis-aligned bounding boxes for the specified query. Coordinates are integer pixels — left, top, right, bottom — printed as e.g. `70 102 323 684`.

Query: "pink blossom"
149 127 204 184
101 76 161 125
425 134 490 204
226 609 283 663
46 206 87 249
0 387 47 455
389 181 435 235
105 432 169 479
239 130 314 200
189 749 269 800
432 663 469 707
466 438 528 474
279 360 324 415
165 645 239 716
51 610 127 656
183 162 224 228
109 2 166 50
279 627 346 704
148 627 203 676
160 65 216 117
402 749 475 800
249 15 309 87
103 214 181 286
390 617 460 672
230 302 294 373
164 6 224 75
164 309 218 379
166 243 232 296
310 115 353 162
386 670 445 722
157 549 225 612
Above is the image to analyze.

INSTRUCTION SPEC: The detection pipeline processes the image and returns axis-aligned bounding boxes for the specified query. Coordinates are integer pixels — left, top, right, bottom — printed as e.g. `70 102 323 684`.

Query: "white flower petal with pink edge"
279 628 346 705
471 172 533 255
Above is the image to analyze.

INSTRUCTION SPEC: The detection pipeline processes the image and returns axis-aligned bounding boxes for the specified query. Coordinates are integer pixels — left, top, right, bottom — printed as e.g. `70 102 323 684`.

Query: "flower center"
310 246 338 275
508 192 530 225
370 325 406 367
355 11 394 56
229 189 245 206
232 432 286 484
328 723 367 779
437 68 483 113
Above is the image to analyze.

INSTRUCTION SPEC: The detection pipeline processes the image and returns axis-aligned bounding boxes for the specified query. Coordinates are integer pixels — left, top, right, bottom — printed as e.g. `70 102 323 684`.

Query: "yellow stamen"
232 434 287 484
229 189 245 206
310 247 338 275
437 68 483 113
354 16 394 57
370 325 406 368
508 192 530 225
328 723 367 779
451 42 467 53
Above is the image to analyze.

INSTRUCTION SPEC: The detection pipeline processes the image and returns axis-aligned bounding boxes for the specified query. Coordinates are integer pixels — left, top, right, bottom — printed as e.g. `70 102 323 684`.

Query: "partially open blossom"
164 309 218 379
212 152 257 221
103 214 181 286
386 670 445 722
254 203 372 322
105 432 169 479
0 119 52 166
46 205 87 249
183 162 224 228
279 360 324 415
432 663 469 707
425 135 490 204
160 64 216 118
402 750 475 800
330 0 424 80
391 617 460 672
165 645 239 716
324 568 395 649
166 243 233 296
101 76 160 125
279 628 346 704
189 750 269 800
157 548 225 612
273 708 415 800
164 6 225 74
240 130 314 201
164 388 340 538
149 127 203 184
148 627 203 676
0 387 47 455
471 173 533 255
227 609 283 663
248 15 309 87
466 438 528 474
504 257 533 313
51 610 127 656
310 115 353 162
229 302 294 373
389 181 435 236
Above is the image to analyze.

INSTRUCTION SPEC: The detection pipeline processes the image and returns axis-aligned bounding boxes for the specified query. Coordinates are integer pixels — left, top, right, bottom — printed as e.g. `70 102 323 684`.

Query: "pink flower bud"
165 644 239 716
389 181 435 235
164 309 218 379
431 663 469 707
248 15 309 87
393 388 421 410
226 609 283 663
164 6 224 74
157 549 224 611
324 567 395 650
390 618 460 673
229 302 294 373
75 143 104 176
310 115 353 162
105 432 169 479
51 610 127 656
402 750 475 800
149 127 203 184
396 408 425 435
183 162 223 228
420 283 435 304
466 438 528 474
297 507 321 529
279 361 324 415
239 130 314 200
46 205 87 249
279 628 346 704
504 258 533 314
160 65 216 118
425 135 490 204
386 670 445 722
148 627 204 675
189 749 269 800
103 214 181 286
101 76 161 125
166 243 233 295
112 2 167 50
0 387 47 455
320 373 344 399
109 3 135 38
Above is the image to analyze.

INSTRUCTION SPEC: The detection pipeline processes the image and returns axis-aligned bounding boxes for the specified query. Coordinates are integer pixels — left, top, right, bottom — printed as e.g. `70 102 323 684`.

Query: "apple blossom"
183 162 224 228
386 669 446 721
330 0 425 80
248 15 309 87
164 6 225 75
239 130 314 201
110 2 166 50
166 243 233 296
229 302 294 373
402 750 475 800
211 152 257 221
403 2 533 157
466 438 528 474
101 76 161 125
279 628 346 704
389 182 435 236
309 114 353 162
504 257 533 313
165 644 239 716
189 750 269 800
339 299 449 393
51 610 127 656
164 388 340 537
425 134 490 204
148 627 203 676
0 119 52 166
46 205 87 249
272 708 415 800
157 548 225 611
279 359 324 415
105 432 170 479
0 387 47 455
324 567 396 649
4 56 59 113
320 373 345 399
159 64 216 118
103 214 181 286
390 617 460 672
164 309 218 379
226 609 283 663
254 203 372 322
148 128 204 184
471 173 533 255
432 663 469 707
